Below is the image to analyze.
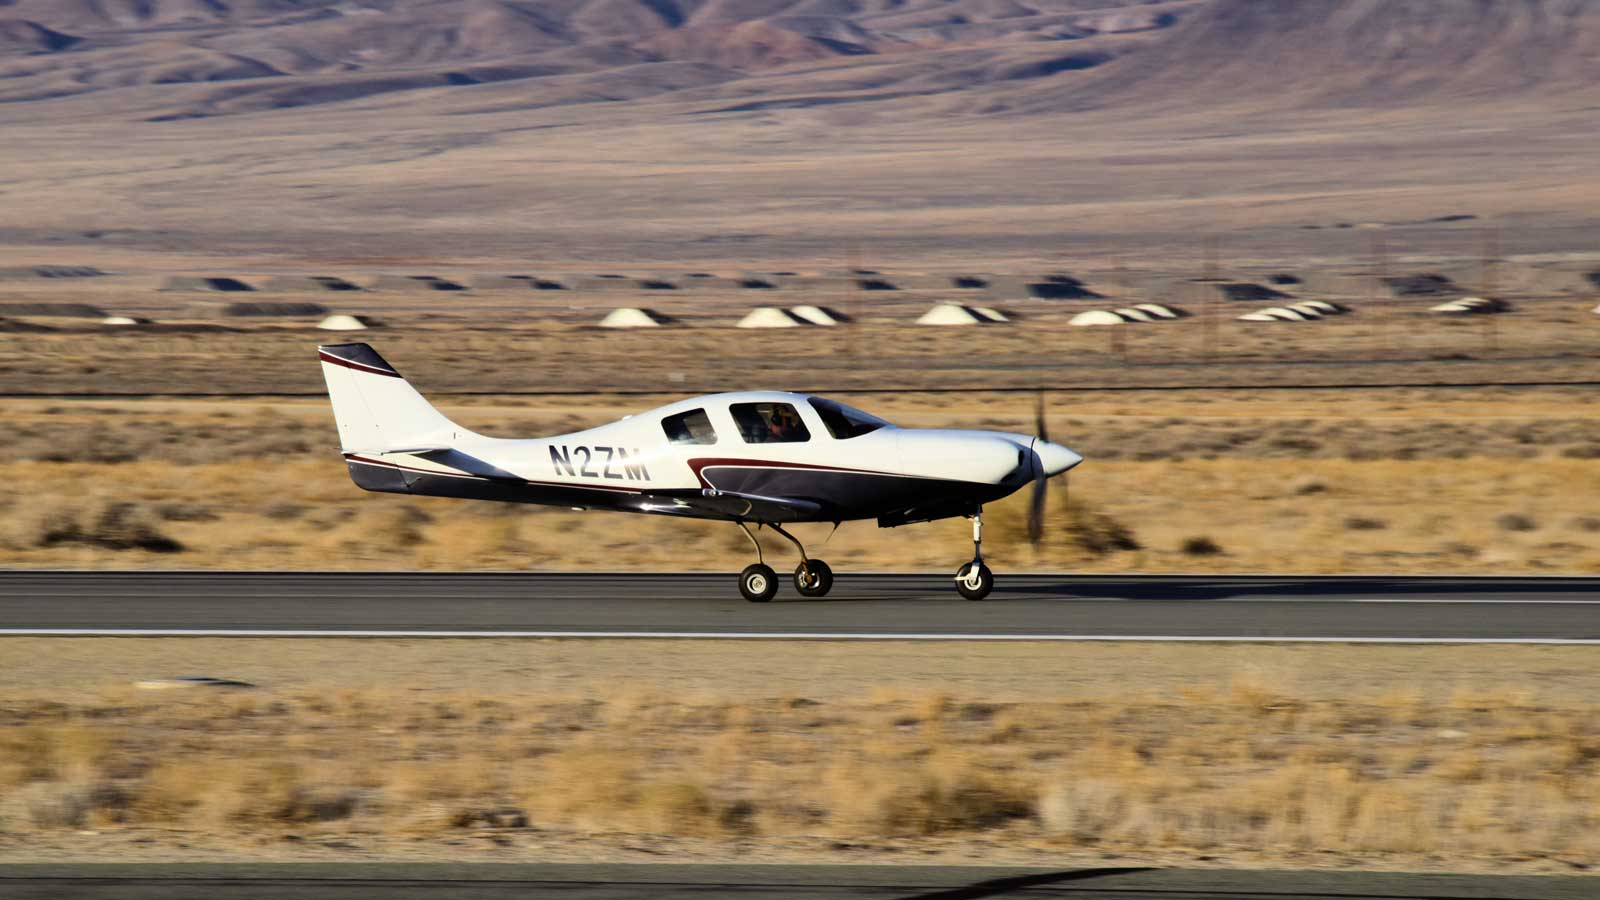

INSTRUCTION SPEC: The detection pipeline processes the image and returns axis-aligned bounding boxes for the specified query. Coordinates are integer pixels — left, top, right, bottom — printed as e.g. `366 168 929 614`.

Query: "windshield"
808 397 889 439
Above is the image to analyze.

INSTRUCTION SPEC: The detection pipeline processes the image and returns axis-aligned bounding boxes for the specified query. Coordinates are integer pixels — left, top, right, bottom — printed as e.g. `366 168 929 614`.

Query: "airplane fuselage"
342 390 1074 526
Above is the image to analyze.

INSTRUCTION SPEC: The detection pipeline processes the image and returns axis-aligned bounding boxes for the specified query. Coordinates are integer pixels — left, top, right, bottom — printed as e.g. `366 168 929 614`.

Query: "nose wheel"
954 560 994 601
954 511 994 600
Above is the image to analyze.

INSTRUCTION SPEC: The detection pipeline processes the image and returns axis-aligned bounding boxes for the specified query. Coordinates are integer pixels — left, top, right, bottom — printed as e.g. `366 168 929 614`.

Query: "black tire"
954 561 994 601
740 563 779 602
793 559 834 598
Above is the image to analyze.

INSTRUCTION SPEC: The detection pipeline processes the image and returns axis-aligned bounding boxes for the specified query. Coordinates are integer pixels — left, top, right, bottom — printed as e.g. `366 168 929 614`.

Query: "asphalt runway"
1 572 1598 641
0 865 1591 900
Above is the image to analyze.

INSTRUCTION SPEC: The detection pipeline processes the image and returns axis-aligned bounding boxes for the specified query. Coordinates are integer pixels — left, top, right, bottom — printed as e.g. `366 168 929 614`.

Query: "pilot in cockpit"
766 405 802 441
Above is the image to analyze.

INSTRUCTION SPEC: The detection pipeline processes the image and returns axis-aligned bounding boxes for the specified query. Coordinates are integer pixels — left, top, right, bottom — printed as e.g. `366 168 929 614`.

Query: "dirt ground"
1 638 1597 873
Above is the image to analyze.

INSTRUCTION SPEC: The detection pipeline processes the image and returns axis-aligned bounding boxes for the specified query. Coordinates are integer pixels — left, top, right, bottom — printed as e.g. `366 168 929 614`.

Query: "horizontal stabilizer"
359 446 450 456
413 448 522 481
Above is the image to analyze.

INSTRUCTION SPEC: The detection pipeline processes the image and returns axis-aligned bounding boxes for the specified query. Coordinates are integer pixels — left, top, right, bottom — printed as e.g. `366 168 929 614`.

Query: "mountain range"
3 1 1597 120
1 1 1597 266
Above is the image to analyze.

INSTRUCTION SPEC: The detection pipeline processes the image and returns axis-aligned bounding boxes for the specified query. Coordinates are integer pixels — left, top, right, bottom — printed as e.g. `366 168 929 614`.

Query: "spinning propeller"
1027 392 1067 547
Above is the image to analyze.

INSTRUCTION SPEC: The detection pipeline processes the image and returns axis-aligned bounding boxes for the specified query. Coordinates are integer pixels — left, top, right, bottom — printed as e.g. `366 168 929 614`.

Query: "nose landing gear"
954 511 994 601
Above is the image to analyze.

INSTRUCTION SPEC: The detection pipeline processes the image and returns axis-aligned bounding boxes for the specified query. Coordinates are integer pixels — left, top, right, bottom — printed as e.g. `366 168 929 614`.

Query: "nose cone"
897 430 1029 484
1035 440 1083 477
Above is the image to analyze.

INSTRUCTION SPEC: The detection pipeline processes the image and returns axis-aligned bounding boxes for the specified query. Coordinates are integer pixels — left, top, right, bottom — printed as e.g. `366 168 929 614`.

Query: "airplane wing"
357 447 822 522
633 489 822 523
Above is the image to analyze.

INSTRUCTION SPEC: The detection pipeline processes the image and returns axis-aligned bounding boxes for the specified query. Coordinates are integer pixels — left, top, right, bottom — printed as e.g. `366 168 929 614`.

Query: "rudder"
318 343 471 453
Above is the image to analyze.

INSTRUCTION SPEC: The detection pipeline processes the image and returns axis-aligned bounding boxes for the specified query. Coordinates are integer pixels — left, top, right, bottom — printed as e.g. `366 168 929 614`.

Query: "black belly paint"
346 458 1010 525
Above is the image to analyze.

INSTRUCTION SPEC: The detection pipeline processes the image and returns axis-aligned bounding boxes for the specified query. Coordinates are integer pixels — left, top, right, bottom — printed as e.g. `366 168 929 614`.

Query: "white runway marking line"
2 629 1599 644
1334 598 1600 604
1156 596 1600 605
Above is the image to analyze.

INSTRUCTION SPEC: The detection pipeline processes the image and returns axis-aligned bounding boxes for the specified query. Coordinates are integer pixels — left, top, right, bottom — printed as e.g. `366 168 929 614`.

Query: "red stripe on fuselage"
686 457 906 489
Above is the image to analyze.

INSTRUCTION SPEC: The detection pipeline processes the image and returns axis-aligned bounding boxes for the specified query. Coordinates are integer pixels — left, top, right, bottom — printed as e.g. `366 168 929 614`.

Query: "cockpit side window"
730 402 811 444
662 408 718 445
808 396 888 439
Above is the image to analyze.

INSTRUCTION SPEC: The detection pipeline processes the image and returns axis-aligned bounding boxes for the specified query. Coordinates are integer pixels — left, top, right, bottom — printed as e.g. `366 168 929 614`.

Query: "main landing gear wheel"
793 559 834 597
740 563 779 603
955 561 994 601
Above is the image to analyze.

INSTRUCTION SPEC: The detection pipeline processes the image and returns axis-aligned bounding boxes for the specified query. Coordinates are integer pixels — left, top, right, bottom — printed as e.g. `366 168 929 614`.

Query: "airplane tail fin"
317 343 475 453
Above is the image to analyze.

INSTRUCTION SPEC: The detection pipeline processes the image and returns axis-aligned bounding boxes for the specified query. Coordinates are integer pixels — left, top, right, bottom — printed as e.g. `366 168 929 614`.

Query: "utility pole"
1366 225 1389 358
1113 256 1130 365
846 241 862 362
1201 234 1218 363
1481 225 1501 356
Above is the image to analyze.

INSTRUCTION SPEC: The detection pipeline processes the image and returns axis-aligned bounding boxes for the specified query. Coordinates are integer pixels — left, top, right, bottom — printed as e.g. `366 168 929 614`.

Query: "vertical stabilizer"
317 343 473 452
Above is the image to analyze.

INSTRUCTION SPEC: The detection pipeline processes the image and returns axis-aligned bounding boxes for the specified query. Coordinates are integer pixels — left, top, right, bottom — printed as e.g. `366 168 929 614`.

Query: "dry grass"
1 676 1598 866
4 456 1598 573
6 636 1598 869
1 389 1598 573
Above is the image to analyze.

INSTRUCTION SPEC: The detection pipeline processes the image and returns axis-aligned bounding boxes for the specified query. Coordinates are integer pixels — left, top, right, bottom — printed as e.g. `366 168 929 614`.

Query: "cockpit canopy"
659 395 891 446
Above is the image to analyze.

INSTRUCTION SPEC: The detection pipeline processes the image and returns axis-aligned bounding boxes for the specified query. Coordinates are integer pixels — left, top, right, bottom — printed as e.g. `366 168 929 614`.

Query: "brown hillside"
0 0 342 30
2 0 1596 113
202 1 575 73
0 19 81 53
636 17 901 69
1048 0 1600 109
0 0 1597 266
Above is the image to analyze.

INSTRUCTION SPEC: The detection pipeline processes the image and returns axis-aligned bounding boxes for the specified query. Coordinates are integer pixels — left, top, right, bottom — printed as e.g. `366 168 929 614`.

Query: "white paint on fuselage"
377 391 1079 497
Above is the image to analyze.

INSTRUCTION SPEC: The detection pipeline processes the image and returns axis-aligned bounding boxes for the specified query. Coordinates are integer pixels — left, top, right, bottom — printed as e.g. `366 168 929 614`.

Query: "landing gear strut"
954 511 994 601
736 522 778 603
771 523 834 598
735 522 834 602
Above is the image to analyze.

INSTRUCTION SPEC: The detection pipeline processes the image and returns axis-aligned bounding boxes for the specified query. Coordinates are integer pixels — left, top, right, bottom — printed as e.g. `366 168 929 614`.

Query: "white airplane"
319 343 1082 601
